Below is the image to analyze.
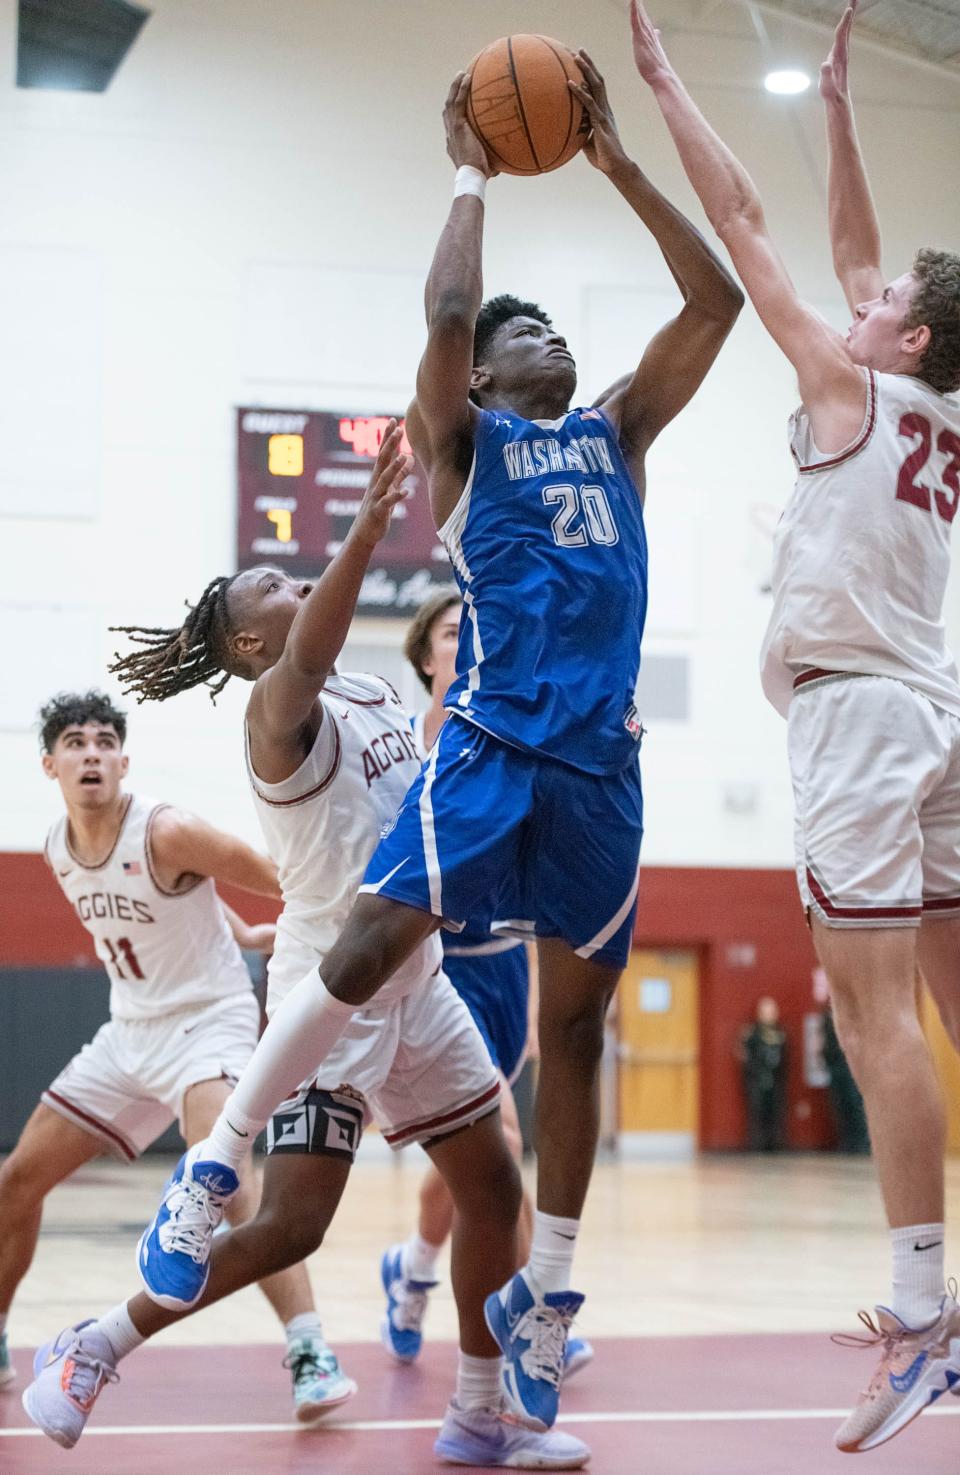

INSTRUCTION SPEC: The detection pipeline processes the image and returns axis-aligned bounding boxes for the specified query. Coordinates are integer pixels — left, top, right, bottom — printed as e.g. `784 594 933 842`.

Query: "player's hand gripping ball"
466 34 589 176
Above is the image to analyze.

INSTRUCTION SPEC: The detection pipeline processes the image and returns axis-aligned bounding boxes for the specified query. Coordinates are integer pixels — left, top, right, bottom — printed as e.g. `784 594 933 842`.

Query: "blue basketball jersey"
439 406 648 775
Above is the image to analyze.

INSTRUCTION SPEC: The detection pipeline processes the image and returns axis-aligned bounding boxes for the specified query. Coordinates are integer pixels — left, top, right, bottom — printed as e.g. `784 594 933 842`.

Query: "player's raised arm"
406 72 491 527
249 423 410 746
572 50 743 471
820 2 884 314
147 807 281 897
630 0 865 452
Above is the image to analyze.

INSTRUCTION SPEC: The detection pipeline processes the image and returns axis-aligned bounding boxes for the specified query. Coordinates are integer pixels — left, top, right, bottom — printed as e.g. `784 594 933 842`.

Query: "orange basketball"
466 35 589 177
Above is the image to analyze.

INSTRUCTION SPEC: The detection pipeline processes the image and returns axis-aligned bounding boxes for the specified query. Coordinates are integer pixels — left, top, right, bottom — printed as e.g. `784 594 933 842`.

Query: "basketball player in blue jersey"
136 50 742 1434
380 589 593 1382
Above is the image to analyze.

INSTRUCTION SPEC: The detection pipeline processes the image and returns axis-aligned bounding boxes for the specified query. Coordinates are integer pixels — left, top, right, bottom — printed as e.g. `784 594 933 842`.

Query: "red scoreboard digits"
337 416 413 459
236 408 451 618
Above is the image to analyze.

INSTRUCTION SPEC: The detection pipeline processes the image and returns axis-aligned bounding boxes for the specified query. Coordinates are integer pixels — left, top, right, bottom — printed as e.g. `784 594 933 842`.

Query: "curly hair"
108 573 248 704
39 690 127 753
470 294 554 405
404 587 460 693
905 248 960 395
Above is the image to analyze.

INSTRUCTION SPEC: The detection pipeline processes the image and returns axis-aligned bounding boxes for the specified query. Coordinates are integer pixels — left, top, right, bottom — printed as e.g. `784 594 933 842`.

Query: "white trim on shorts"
575 865 641 961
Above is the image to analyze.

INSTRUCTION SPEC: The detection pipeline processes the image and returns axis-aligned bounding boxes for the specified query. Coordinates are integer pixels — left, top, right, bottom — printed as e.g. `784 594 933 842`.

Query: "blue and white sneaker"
380 1244 438 1363
21 1322 118 1449
137 1143 239 1310
563 1337 594 1382
434 1399 590 1469
284 1333 358 1422
485 1271 584 1432
0 1331 15 1389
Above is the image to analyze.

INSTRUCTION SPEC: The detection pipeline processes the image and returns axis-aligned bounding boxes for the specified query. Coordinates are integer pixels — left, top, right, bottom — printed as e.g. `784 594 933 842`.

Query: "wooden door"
617 948 700 1139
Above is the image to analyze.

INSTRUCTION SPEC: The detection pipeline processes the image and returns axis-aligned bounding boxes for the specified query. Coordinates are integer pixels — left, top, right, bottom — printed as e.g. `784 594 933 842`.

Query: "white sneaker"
834 1291 960 1452
20 1322 118 1449
435 1399 590 1468
284 1334 358 1422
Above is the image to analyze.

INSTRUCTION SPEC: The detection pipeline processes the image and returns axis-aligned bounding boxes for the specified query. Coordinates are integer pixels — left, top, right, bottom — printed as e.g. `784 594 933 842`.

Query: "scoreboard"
236 408 453 618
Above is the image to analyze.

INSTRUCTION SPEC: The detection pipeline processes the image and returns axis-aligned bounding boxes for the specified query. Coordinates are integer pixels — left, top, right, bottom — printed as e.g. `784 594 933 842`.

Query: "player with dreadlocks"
110 572 252 703
25 422 587 1469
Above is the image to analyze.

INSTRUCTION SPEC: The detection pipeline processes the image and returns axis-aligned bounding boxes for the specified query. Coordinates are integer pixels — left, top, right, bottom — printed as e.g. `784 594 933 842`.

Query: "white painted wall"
2 0 958 865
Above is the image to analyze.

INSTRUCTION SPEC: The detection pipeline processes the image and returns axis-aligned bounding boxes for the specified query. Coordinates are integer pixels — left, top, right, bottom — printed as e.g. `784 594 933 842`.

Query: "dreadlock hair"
470 293 554 405
109 573 248 704
39 690 127 753
404 586 460 693
905 248 960 396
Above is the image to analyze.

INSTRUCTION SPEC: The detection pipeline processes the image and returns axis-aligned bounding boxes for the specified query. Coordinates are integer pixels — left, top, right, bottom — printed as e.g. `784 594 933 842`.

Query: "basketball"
467 34 589 177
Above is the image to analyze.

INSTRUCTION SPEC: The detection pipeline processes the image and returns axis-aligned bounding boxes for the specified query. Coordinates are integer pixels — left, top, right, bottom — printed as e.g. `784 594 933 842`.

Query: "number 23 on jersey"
896 413 960 524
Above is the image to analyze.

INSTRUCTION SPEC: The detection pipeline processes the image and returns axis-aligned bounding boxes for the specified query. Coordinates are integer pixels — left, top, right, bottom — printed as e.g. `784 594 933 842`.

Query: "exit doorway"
616 947 701 1155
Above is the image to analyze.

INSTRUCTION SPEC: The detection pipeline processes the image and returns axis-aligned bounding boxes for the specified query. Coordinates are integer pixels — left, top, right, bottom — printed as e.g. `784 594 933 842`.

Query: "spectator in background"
740 997 788 1152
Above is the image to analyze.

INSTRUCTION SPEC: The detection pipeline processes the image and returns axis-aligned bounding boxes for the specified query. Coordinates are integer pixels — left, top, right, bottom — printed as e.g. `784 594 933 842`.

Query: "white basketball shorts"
42 992 260 1160
789 670 960 928
266 970 500 1160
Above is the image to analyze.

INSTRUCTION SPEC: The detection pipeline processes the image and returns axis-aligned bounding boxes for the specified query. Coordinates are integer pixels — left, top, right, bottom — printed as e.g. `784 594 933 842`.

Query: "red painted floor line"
2 1335 958 1474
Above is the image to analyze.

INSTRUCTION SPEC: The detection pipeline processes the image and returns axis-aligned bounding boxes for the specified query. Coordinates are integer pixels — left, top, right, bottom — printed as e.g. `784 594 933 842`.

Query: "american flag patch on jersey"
122 861 142 875
623 705 645 742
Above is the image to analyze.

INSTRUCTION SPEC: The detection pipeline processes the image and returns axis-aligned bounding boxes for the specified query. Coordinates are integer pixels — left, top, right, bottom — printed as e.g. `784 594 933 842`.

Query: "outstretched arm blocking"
820 1 884 313
629 1 864 446
571 49 743 467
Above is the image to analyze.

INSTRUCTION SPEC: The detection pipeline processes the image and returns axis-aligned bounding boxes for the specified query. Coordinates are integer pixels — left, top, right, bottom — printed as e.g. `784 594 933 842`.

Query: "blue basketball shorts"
359 715 643 971
442 939 530 1084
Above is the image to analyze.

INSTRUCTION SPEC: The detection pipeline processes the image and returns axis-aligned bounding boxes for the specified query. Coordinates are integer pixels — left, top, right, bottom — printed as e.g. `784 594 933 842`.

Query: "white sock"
404 1233 442 1282
890 1223 946 1327
285 1312 323 1344
205 971 356 1172
456 1350 503 1412
528 1210 579 1295
93 1303 145 1363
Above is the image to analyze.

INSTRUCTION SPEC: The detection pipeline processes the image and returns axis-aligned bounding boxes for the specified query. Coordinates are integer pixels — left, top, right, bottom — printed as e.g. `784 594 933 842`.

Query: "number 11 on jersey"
104 937 146 981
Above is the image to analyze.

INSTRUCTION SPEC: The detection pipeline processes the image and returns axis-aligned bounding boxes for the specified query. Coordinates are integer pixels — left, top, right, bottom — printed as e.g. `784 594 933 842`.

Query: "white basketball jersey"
245 673 442 1012
45 793 252 1021
761 370 960 718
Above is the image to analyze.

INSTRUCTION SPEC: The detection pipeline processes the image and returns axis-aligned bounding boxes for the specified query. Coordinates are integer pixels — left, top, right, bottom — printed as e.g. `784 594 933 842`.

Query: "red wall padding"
0 854 828 1151
634 867 827 1150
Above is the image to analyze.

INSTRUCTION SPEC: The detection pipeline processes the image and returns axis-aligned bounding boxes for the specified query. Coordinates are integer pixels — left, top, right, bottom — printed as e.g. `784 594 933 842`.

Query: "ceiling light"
764 69 811 95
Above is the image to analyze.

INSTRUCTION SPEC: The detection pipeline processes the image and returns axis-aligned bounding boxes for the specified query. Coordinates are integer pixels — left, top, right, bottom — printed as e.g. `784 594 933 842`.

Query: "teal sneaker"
0 1331 15 1389
284 1335 357 1423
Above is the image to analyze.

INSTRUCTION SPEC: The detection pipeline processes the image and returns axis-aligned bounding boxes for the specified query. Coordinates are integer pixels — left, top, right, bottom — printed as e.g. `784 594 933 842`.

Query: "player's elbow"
705 274 745 324
714 196 765 249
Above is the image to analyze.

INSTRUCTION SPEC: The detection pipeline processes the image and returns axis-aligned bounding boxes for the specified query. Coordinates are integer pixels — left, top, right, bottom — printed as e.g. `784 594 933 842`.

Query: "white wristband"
454 165 487 201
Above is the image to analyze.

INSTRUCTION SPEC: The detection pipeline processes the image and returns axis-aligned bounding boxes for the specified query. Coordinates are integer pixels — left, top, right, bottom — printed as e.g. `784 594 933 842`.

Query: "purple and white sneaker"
21 1322 118 1449
434 1399 590 1468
